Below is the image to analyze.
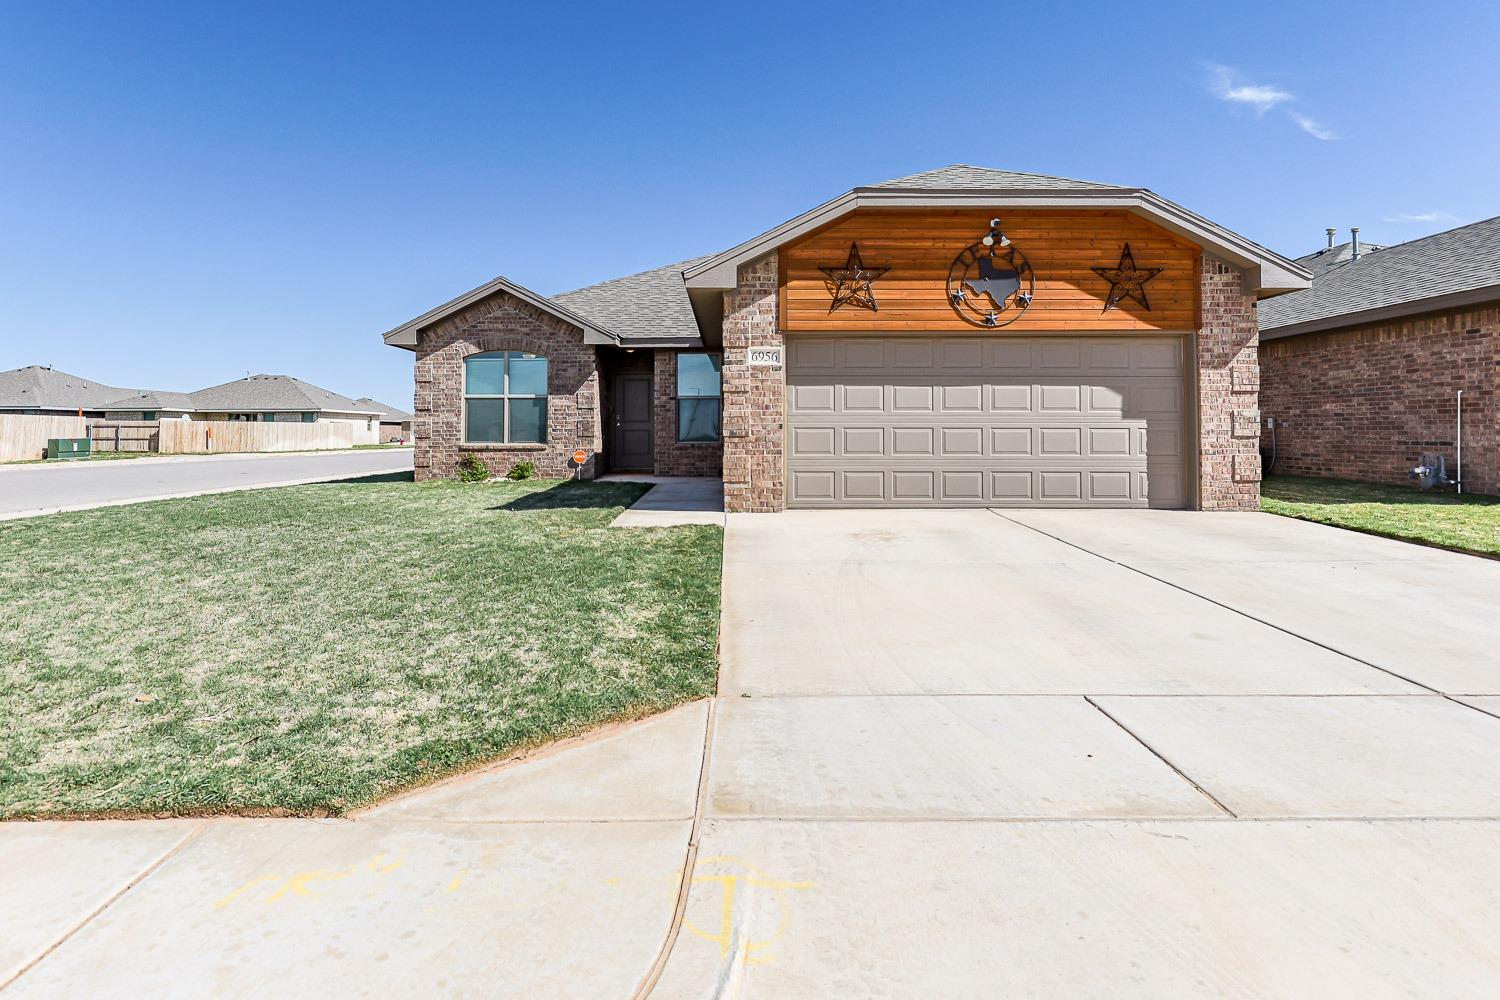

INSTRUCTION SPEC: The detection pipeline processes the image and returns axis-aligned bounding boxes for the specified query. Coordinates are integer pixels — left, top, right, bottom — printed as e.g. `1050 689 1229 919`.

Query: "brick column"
1197 255 1262 510
721 255 784 512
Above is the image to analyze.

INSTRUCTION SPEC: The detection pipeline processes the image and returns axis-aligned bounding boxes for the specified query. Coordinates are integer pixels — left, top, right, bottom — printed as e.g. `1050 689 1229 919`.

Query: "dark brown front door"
611 372 654 471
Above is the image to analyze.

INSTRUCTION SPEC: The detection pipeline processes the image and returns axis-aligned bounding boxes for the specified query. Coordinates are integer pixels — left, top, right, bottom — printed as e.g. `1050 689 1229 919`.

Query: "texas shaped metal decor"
946 220 1036 328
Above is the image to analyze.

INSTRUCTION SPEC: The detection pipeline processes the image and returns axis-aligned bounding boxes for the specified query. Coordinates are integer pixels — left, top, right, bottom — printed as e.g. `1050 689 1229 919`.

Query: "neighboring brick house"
382 165 1309 511
1260 217 1500 496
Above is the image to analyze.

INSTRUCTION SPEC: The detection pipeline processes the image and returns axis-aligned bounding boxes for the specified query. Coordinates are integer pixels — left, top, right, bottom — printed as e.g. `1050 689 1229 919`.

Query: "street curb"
0 447 412 473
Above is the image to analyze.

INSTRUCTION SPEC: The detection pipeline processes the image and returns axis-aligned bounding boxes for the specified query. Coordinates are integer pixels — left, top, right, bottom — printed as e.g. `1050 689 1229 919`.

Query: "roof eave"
683 187 1311 296
1261 283 1500 340
382 274 620 350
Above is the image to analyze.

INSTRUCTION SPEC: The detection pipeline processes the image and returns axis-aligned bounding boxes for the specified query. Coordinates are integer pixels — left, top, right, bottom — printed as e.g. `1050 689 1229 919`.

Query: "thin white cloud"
1207 64 1292 114
1382 211 1459 224
1289 112 1338 140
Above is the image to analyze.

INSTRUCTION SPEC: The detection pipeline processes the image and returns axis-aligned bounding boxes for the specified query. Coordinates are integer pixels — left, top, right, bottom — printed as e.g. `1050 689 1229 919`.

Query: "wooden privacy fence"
88 421 160 453
0 413 88 461
157 419 356 454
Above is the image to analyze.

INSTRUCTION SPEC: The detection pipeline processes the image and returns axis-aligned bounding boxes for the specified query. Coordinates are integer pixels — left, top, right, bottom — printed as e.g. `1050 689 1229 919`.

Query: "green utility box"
47 437 91 460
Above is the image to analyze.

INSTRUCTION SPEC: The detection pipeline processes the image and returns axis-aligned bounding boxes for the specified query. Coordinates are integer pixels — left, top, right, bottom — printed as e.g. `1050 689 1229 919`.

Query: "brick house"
382 165 1309 512
1260 217 1500 495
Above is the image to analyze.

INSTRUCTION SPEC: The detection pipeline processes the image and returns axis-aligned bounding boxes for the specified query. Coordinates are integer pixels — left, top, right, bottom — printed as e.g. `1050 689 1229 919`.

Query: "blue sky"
3 1 1497 407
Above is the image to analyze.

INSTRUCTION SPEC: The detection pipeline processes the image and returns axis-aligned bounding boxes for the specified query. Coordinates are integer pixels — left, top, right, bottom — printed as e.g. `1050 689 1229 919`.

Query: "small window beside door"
464 352 549 444
676 353 721 443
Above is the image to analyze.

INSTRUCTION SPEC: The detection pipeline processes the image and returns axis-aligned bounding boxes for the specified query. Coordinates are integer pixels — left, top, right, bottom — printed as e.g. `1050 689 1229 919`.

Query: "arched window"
464 352 549 443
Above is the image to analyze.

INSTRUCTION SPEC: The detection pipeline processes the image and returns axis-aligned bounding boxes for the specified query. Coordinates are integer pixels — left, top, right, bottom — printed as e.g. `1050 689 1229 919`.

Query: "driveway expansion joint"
0 821 205 993
989 509 1445 697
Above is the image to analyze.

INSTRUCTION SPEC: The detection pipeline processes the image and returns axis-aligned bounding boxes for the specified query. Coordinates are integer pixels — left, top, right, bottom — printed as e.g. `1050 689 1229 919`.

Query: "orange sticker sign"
572 450 588 465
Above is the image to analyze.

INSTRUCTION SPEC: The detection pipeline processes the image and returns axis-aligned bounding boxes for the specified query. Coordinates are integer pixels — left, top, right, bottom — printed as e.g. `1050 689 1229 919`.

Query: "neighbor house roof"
1260 216 1500 338
683 163 1310 296
1294 239 1388 277
0 365 135 411
552 256 711 344
188 375 382 415
101 389 198 412
353 397 414 422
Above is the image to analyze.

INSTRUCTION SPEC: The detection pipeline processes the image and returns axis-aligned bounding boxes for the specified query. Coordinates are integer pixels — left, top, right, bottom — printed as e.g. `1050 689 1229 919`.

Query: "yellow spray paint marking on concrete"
680 856 813 967
213 854 407 910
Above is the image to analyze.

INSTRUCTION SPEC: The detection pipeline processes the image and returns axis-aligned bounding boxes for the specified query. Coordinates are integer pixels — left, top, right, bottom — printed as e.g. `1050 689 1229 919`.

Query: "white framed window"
676 353 721 442
464 351 549 444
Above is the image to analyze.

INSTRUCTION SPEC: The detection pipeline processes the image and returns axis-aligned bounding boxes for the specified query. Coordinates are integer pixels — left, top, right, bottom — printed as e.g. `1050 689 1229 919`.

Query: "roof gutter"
1261 283 1500 340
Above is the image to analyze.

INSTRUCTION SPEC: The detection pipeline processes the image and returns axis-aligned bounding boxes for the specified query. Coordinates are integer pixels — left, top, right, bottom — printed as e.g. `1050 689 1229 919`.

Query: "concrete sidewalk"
1 706 711 998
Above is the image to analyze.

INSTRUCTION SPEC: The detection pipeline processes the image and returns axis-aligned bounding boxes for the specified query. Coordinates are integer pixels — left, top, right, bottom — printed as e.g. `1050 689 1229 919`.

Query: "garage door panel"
842 471 885 499
891 427 936 456
1039 427 1084 456
891 385 935 411
991 427 1033 456
790 426 836 457
991 384 1032 411
940 384 985 411
843 340 885 368
841 426 884 456
789 382 836 413
941 427 985 456
786 336 1190 509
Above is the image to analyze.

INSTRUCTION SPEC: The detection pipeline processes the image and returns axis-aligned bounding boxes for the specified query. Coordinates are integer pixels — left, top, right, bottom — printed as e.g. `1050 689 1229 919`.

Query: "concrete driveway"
5 510 1500 997
0 448 413 519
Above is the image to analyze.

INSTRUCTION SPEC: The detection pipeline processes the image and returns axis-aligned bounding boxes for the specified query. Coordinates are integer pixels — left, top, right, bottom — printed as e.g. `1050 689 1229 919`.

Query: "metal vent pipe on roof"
1326 228 1336 249
1350 227 1361 261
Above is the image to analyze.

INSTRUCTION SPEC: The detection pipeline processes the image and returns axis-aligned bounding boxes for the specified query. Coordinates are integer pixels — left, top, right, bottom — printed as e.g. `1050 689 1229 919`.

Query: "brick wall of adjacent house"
721 255 784 512
412 291 601 481
1197 255 1263 510
652 349 723 476
1260 302 1499 496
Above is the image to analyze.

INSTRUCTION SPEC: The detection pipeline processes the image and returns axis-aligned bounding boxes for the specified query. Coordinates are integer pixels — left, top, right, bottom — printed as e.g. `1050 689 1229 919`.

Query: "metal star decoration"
1091 243 1164 311
819 242 889 312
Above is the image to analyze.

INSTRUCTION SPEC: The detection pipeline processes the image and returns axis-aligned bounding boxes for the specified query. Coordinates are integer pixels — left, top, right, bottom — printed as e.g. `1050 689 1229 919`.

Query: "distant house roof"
188 375 382 415
552 256 711 343
101 389 198 412
0 365 135 411
1260 216 1500 338
353 397 413 422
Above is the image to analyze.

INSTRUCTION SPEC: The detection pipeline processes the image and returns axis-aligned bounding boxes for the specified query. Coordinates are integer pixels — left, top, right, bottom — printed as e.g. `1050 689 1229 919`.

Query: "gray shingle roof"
0 366 136 410
102 390 198 411
552 256 711 342
353 397 413 422
189 375 380 414
866 164 1121 192
1260 216 1500 334
1292 240 1388 277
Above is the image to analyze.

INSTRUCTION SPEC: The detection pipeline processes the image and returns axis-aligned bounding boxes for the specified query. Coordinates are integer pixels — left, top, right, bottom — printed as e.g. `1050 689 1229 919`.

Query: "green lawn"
0 476 722 819
1262 475 1500 557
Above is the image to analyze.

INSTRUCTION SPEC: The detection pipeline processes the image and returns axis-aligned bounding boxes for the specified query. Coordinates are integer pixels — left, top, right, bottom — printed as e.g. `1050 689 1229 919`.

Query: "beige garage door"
785 336 1189 508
